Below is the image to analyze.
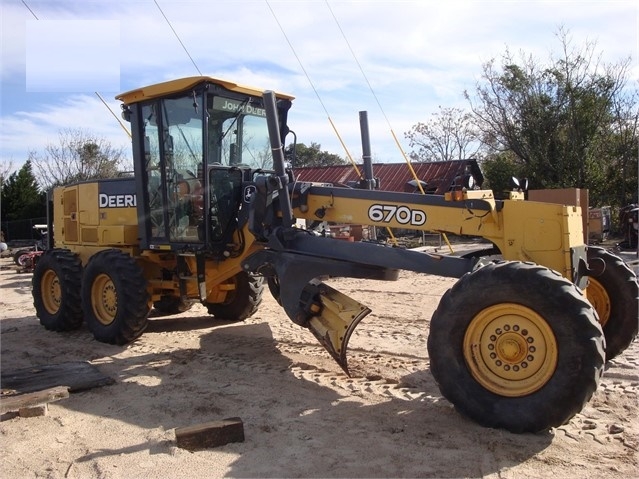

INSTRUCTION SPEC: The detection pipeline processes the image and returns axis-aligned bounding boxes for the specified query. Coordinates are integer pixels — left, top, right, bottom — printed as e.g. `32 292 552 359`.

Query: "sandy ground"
0 245 637 479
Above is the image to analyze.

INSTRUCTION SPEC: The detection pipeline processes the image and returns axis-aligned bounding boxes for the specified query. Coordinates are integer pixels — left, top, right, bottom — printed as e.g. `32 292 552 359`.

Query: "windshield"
141 94 204 243
163 96 203 175
137 90 278 245
207 95 273 170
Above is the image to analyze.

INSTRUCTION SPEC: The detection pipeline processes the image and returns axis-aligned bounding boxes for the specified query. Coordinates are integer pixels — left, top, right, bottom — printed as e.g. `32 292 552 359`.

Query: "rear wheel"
32 249 83 331
81 249 150 344
586 246 638 361
427 261 604 433
205 271 264 321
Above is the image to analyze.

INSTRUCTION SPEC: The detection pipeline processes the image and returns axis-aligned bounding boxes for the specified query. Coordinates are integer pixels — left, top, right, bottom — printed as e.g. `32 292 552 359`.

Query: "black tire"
32 249 83 331
427 261 604 433
586 246 639 361
205 271 264 321
14 248 33 267
81 249 150 344
153 296 195 315
266 276 283 306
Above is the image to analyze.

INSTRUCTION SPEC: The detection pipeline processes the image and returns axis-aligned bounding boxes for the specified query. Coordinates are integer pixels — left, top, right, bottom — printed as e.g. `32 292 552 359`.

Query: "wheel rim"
587 278 611 328
463 303 558 397
41 269 61 315
91 273 117 325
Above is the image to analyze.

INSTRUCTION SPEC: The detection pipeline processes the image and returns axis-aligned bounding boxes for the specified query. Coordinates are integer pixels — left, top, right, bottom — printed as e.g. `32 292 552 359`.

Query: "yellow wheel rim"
587 278 611 328
91 273 117 326
41 270 61 315
463 303 558 397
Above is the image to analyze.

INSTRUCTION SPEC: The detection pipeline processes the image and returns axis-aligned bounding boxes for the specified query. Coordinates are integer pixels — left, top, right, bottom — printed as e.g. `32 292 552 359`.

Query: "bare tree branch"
404 106 481 162
30 128 128 189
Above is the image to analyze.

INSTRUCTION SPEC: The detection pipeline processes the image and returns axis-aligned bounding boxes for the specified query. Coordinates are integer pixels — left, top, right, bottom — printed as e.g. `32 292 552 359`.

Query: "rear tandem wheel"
32 248 83 331
427 261 604 433
81 249 150 344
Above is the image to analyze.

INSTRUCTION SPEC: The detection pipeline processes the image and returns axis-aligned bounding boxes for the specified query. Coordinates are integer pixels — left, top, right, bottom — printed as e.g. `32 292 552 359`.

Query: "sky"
1 0 637 175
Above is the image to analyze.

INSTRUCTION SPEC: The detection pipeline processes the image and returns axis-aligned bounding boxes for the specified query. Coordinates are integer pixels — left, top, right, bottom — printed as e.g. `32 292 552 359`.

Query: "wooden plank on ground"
175 417 245 451
1 361 114 396
0 386 69 414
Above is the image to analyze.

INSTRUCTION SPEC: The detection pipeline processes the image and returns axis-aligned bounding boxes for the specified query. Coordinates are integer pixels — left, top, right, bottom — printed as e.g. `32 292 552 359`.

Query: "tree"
30 128 129 189
404 106 481 162
244 139 273 170
285 142 345 168
598 88 639 207
480 151 524 198
0 160 46 222
0 159 13 183
465 27 636 208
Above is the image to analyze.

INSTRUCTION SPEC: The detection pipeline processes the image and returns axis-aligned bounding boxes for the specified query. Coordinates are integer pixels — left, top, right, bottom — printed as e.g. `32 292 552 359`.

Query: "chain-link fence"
1 217 47 246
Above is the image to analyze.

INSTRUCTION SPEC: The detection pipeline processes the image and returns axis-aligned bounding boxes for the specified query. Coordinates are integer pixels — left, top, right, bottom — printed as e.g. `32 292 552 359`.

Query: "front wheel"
427 261 604 433
586 246 638 361
205 271 264 321
81 249 150 344
32 249 83 331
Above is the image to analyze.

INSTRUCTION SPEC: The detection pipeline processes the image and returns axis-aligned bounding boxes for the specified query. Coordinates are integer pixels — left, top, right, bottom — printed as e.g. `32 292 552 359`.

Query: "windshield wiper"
218 98 250 145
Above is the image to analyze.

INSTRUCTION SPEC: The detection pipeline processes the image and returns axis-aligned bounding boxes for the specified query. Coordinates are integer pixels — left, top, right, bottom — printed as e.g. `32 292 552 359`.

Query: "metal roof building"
292 160 483 195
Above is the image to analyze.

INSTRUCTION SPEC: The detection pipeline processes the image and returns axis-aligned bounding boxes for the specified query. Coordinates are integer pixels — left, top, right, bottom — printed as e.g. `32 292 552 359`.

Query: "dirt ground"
0 244 637 479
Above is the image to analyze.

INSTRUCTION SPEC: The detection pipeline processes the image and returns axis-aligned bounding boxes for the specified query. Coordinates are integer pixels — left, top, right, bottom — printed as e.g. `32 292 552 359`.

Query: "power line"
324 1 388 128
324 0 424 193
265 0 360 176
21 0 38 20
153 0 202 76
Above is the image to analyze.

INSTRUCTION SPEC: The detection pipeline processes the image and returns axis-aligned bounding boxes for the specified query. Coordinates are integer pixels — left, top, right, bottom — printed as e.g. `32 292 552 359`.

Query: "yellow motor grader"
32 76 638 433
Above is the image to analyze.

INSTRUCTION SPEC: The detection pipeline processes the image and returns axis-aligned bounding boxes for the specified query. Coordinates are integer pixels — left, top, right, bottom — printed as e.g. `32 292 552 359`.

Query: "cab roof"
115 76 294 105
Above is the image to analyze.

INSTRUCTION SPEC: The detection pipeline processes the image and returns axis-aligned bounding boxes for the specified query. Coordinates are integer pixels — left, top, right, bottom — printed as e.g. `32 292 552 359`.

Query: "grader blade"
242 247 394 374
303 280 371 376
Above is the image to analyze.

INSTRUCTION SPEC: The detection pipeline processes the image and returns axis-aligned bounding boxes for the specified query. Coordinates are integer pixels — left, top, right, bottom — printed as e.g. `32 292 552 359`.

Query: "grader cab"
32 76 638 433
